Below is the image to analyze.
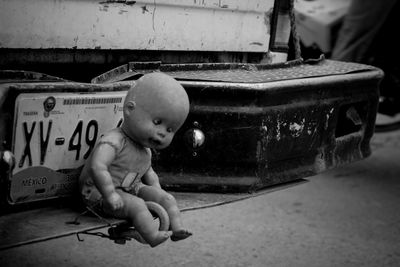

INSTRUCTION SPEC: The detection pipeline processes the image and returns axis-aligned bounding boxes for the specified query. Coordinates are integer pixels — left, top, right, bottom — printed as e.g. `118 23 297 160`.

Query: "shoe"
375 96 400 132
378 96 400 116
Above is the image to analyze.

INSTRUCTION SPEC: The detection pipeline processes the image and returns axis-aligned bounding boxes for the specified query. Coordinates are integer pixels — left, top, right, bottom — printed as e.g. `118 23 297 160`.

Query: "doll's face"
122 73 189 150
123 100 187 149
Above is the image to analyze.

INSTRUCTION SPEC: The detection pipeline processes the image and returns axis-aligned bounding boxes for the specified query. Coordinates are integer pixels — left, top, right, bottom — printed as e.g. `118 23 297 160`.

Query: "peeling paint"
73 36 79 46
306 121 316 136
289 119 305 137
141 5 149 13
261 125 268 132
325 108 335 129
1 0 272 51
99 1 136 5
99 5 109 11
325 114 330 129
276 116 282 141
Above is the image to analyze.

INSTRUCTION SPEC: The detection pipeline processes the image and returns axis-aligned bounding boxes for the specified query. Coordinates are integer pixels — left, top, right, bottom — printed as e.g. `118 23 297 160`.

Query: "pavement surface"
0 129 399 267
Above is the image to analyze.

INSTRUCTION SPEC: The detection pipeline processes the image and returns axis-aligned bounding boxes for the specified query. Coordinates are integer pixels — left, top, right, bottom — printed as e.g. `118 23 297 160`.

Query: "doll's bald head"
122 72 189 149
124 72 189 120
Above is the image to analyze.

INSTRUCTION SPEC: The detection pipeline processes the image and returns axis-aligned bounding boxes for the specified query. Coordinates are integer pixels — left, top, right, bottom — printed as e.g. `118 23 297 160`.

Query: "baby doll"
79 72 192 247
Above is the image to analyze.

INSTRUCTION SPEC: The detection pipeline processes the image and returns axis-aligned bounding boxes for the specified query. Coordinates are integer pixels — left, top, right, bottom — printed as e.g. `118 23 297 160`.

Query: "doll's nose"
157 131 166 138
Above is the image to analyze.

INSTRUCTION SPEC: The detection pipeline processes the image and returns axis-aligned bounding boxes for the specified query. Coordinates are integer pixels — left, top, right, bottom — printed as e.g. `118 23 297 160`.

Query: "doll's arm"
89 142 123 210
142 167 162 189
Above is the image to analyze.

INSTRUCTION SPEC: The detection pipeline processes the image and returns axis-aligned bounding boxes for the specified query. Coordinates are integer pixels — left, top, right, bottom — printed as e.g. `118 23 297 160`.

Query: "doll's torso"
79 127 151 196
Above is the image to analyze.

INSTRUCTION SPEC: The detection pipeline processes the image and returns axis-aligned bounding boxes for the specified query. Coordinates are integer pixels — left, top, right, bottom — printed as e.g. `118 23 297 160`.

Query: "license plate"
9 91 126 204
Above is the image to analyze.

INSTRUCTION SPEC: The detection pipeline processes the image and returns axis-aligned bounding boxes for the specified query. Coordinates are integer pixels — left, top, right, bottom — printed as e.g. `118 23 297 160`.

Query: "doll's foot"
116 228 169 247
147 231 171 247
171 229 192 242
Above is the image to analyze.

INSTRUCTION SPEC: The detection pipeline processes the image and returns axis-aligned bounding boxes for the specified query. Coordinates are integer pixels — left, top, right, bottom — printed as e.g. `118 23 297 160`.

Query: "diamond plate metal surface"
92 59 378 84
163 60 377 83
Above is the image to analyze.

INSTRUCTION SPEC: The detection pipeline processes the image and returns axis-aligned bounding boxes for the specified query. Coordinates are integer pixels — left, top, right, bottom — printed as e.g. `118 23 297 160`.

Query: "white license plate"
9 91 126 204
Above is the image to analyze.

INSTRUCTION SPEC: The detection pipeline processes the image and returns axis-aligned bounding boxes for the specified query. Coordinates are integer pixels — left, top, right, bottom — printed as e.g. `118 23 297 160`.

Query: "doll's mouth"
149 138 162 147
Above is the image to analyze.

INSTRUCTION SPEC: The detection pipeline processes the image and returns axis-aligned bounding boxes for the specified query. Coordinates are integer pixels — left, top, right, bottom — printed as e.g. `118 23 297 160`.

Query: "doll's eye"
167 127 173 133
153 119 162 125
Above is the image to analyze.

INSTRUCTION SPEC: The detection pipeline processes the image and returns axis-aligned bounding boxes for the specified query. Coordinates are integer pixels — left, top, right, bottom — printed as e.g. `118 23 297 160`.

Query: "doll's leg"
105 190 170 247
138 186 192 241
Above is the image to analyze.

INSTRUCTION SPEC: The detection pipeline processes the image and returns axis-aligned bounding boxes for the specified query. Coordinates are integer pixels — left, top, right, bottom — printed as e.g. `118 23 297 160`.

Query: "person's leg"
331 0 398 62
138 186 192 241
103 190 170 247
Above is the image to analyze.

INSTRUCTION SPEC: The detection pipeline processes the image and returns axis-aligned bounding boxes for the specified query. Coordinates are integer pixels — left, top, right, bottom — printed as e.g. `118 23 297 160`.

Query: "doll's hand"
104 192 124 211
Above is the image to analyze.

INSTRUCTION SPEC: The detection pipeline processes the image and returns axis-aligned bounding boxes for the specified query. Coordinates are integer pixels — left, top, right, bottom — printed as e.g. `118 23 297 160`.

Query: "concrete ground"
0 129 399 267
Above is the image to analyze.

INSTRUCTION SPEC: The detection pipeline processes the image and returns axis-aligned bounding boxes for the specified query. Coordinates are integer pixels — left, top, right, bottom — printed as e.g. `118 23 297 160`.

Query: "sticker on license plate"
9 91 127 204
